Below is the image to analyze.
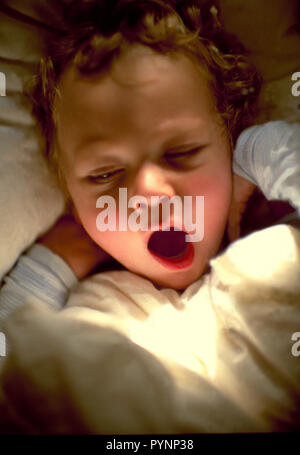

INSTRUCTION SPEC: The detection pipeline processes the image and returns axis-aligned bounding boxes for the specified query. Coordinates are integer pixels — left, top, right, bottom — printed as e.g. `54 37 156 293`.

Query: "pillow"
0 3 65 282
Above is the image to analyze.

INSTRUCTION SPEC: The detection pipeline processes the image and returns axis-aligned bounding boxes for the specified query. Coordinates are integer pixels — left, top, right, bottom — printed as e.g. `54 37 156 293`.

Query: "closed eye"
87 168 125 184
163 146 207 168
164 147 203 159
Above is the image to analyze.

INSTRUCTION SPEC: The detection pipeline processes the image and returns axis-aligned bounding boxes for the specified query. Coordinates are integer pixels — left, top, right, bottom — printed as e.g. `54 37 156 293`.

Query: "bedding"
0 223 300 433
0 0 300 434
0 1 66 282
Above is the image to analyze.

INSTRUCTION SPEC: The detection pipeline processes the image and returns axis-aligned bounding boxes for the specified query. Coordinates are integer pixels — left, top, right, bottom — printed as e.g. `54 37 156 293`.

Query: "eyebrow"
75 117 210 157
159 119 211 150
74 134 107 156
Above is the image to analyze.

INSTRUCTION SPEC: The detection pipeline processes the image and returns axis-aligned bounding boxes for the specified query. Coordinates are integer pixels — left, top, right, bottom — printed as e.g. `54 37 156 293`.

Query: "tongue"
148 228 187 258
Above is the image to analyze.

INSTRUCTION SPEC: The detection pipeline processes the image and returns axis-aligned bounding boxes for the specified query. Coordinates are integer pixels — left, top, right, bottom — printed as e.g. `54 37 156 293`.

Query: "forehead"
60 43 210 87
102 44 208 87
55 45 219 156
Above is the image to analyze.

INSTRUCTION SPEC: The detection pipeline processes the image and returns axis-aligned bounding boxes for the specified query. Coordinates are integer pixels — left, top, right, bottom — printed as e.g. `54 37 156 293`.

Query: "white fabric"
0 244 78 328
0 223 300 433
233 121 300 216
0 7 66 282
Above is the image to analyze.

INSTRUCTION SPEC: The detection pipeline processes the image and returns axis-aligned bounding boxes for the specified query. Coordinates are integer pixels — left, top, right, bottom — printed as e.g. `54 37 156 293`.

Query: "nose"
131 163 178 229
133 162 176 200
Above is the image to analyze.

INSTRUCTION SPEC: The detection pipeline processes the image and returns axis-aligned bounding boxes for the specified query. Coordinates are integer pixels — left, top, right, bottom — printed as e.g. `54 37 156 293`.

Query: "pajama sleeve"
233 121 300 216
0 244 78 329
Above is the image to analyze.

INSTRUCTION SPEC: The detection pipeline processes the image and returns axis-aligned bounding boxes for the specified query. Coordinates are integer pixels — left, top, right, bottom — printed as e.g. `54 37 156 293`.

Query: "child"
1 0 295 319
24 0 261 287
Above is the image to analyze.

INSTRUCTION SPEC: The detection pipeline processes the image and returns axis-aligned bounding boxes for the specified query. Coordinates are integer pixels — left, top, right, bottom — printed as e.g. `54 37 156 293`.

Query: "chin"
151 268 203 291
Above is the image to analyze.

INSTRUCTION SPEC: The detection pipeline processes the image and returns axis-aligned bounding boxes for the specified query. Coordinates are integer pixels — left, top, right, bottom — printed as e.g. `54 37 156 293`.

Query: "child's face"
55 45 232 289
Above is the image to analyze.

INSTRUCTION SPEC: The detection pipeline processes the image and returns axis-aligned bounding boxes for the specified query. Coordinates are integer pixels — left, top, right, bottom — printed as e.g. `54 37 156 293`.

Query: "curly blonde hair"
28 0 261 181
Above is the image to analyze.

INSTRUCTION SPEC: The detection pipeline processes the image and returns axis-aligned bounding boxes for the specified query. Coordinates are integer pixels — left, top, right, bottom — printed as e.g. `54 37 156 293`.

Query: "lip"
148 240 195 270
145 224 195 270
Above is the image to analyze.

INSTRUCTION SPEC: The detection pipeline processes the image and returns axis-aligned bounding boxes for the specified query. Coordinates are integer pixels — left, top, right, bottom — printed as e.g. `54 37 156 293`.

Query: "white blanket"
0 224 300 433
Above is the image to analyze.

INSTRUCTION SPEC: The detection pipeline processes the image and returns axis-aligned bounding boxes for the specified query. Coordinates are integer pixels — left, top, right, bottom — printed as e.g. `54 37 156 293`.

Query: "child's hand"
37 212 112 280
227 174 256 241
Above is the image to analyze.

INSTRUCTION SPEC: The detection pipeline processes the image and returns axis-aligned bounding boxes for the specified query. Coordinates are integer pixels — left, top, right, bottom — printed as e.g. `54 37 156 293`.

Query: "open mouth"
147 228 194 269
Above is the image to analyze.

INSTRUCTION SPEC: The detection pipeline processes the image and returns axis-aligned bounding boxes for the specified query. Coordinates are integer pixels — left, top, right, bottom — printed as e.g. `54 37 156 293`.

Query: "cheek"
206 172 232 215
72 195 138 262
67 185 101 239
77 205 99 239
186 164 232 204
184 165 232 234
